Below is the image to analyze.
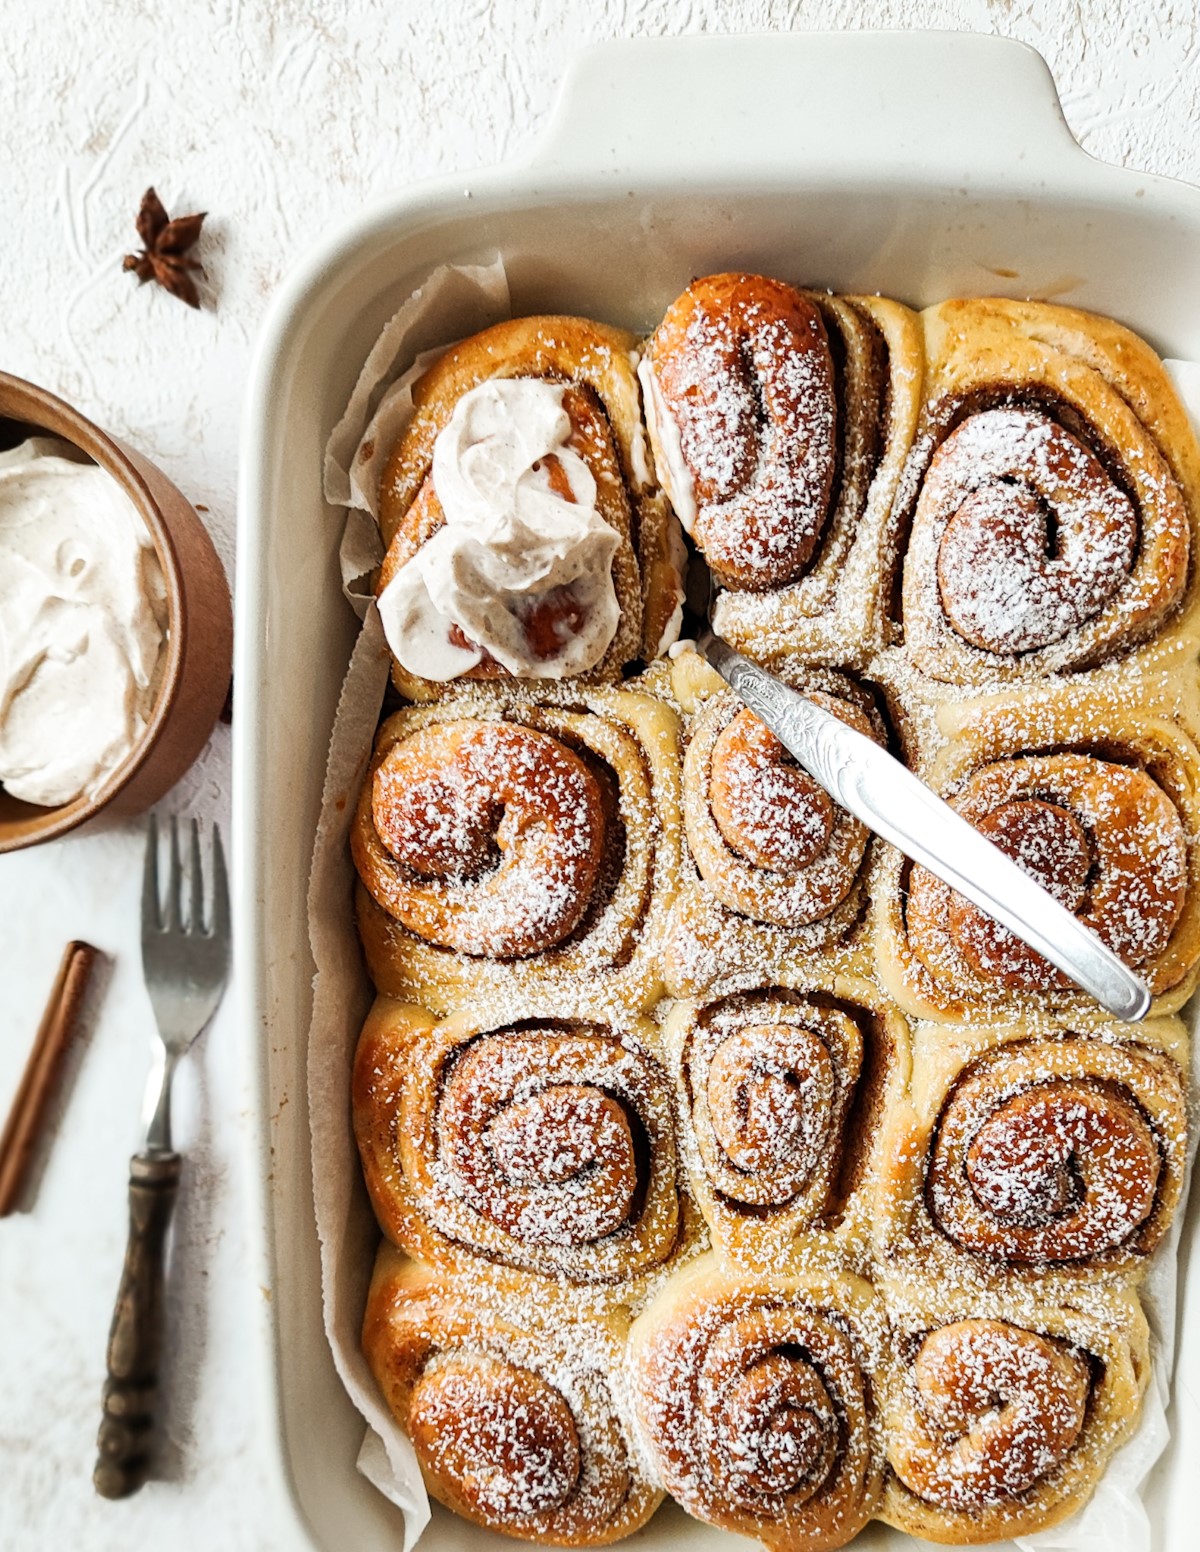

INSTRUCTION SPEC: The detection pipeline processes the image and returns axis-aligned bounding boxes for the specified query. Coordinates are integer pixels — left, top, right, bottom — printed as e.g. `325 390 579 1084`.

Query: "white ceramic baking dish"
234 31 1200 1552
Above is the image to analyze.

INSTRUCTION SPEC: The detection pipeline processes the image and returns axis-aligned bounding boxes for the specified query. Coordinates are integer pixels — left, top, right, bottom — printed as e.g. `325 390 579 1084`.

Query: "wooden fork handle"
94 1151 182 1499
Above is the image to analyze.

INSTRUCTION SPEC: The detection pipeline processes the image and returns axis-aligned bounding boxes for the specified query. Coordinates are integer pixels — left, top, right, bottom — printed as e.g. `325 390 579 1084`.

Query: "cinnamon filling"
366 720 606 959
716 1352 839 1498
706 1023 836 1178
701 1312 845 1512
908 752 1189 992
646 273 838 589
960 1081 1161 1254
928 407 1139 655
927 1052 1167 1263
431 1027 667 1259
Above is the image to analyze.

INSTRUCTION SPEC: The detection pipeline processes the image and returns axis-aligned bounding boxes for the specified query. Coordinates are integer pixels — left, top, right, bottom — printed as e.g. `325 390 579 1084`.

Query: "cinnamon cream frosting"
0 436 167 807
637 354 697 534
377 379 621 681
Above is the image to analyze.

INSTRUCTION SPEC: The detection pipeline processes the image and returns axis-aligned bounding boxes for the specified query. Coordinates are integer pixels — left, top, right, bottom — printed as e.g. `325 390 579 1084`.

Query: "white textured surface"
1 2 1199 1548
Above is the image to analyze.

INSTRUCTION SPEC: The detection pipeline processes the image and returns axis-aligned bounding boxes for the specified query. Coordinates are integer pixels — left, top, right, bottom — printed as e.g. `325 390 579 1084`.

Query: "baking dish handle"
531 31 1086 184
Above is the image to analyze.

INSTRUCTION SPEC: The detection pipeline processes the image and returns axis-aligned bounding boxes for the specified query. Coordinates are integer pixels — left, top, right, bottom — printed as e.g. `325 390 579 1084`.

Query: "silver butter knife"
697 630 1151 1023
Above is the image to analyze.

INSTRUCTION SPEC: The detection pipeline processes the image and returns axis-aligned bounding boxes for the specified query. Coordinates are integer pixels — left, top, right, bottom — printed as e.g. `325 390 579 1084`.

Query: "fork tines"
142 814 229 940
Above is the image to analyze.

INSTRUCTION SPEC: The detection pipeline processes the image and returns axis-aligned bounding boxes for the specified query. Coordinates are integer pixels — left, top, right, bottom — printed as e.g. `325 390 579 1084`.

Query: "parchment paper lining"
305 263 1200 1552
309 258 509 1549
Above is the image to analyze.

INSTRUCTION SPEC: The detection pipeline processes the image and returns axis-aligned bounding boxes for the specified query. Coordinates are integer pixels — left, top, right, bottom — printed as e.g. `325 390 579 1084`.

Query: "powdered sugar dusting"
906 751 1190 997
339 284 1200 1551
648 276 838 588
931 408 1138 654
890 1318 1091 1511
683 685 876 936
366 720 606 958
930 1065 1165 1264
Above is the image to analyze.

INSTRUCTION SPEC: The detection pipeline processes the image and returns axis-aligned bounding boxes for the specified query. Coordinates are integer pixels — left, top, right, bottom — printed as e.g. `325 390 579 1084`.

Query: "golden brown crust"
362 1245 662 1544
352 999 686 1288
627 1254 888 1552
875 682 1200 1021
663 659 882 999
872 1019 1190 1294
663 973 910 1268
686 685 878 930
352 687 683 1018
906 753 1187 989
890 1319 1091 1510
703 290 925 666
879 1290 1150 1544
356 718 607 958
644 273 839 591
897 297 1200 683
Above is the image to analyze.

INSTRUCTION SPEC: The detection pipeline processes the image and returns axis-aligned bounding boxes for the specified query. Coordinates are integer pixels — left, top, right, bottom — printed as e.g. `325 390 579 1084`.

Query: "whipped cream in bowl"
0 370 234 851
378 378 623 683
0 436 168 807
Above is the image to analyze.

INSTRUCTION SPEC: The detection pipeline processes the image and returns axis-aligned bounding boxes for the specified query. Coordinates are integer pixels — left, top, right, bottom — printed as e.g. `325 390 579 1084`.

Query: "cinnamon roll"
881 1293 1149 1543
352 687 682 1016
363 1245 662 1544
896 298 1200 682
874 1019 1189 1290
376 314 684 699
641 275 922 664
353 998 686 1286
876 694 1200 1019
628 1255 887 1551
643 273 837 591
663 663 882 996
663 978 908 1265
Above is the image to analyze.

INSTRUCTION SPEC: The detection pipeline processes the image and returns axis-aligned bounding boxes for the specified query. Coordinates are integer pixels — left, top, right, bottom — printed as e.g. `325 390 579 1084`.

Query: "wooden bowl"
0 372 233 852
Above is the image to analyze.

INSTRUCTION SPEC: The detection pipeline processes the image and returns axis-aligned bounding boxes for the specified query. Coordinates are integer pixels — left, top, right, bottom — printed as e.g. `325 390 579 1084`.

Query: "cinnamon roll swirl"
896 298 1200 682
663 665 882 995
642 273 838 591
628 1255 887 1551
881 1294 1149 1543
352 687 682 1016
642 275 922 664
377 314 684 699
353 998 685 1286
874 1020 1189 1288
363 1245 662 1544
663 979 907 1265
876 695 1200 1019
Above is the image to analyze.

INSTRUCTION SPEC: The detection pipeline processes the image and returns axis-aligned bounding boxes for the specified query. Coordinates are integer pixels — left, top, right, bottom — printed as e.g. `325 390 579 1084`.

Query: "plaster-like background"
1 2 1198 1547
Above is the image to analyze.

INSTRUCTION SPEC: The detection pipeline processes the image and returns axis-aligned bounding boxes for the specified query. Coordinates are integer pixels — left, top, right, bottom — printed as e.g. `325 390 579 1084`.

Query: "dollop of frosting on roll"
378 379 620 680
638 354 698 533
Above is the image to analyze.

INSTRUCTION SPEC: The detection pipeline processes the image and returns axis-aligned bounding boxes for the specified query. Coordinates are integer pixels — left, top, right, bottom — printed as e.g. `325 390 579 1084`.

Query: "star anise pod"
122 187 207 309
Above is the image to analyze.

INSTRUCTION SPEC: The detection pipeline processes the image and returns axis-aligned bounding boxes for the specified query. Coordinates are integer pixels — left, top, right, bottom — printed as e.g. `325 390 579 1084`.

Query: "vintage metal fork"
94 815 231 1499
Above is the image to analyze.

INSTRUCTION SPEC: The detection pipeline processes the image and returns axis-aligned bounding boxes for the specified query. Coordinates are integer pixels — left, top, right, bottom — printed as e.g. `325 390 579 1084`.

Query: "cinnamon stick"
0 940 100 1215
